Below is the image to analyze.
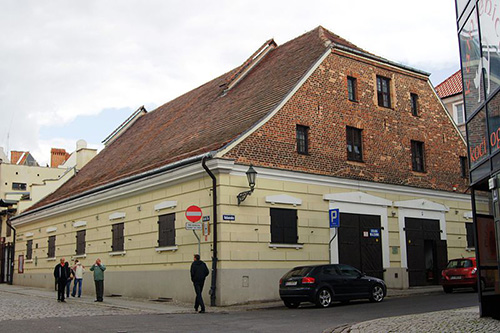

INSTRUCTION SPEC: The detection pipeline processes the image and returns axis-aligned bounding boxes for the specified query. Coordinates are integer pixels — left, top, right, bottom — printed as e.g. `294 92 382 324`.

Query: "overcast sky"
0 0 461 166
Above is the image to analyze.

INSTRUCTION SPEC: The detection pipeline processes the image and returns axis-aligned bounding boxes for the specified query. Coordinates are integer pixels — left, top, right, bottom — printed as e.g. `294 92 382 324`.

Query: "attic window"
12 182 27 191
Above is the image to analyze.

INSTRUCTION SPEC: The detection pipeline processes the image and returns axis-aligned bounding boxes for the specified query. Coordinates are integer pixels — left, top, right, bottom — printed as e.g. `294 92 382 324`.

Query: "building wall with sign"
11 160 472 305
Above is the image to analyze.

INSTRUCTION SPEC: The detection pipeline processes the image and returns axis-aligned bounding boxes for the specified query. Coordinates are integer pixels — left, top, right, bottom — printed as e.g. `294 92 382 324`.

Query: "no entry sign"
185 205 202 222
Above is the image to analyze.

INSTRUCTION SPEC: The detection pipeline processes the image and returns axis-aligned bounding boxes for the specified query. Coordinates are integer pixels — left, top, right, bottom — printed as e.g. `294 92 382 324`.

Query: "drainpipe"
202 156 218 306
6 216 16 285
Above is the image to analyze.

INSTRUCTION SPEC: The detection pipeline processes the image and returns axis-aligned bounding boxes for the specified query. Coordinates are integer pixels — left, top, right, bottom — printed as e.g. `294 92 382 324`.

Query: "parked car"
279 264 387 308
441 257 485 293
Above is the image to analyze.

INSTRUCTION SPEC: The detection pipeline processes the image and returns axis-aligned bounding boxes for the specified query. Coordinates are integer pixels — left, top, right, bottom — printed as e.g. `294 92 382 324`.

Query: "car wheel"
315 288 333 308
283 301 300 308
369 284 385 303
443 286 453 294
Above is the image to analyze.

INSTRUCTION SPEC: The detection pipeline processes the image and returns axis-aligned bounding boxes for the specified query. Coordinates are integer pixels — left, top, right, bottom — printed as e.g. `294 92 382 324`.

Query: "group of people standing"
53 254 209 312
53 257 106 302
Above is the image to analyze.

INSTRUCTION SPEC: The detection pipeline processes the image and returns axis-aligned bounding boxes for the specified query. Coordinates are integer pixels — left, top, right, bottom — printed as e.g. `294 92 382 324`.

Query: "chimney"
51 148 70 168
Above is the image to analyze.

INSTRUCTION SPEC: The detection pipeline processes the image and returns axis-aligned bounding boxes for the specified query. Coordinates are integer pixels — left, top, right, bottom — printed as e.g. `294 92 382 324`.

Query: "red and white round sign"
185 205 202 222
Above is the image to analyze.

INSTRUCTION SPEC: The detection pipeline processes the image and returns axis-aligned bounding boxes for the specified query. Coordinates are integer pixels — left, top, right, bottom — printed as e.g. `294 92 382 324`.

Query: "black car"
279 264 387 308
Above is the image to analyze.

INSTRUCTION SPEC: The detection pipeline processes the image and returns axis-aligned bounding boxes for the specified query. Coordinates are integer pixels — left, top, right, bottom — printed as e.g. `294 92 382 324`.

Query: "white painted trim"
154 201 177 212
156 246 178 252
47 257 56 261
398 207 448 269
326 197 390 270
394 199 449 212
323 192 392 207
229 164 471 203
215 48 332 158
25 232 34 238
109 251 126 256
269 243 303 249
73 254 87 259
109 212 126 221
25 259 33 263
265 194 302 206
464 211 473 219
73 220 87 228
46 227 57 233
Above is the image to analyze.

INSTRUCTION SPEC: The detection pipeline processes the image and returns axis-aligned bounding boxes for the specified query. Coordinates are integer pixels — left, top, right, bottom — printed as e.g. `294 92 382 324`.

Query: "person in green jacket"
90 258 106 302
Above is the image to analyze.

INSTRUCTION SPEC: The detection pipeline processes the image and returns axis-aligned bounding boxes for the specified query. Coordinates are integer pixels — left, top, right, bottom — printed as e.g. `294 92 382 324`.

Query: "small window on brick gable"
460 156 468 178
112 222 125 252
26 240 33 260
76 230 86 255
158 213 176 247
411 140 425 172
376 76 391 108
270 208 298 244
346 126 363 162
296 125 309 155
347 76 357 101
48 235 56 258
410 93 419 116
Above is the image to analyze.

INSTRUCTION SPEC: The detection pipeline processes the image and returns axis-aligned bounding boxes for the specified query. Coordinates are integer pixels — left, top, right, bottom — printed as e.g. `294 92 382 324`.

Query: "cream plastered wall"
12 161 473 304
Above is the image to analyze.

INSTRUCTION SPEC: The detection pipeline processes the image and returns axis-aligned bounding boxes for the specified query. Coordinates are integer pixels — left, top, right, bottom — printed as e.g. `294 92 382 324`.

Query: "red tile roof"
24 26 421 213
435 70 462 98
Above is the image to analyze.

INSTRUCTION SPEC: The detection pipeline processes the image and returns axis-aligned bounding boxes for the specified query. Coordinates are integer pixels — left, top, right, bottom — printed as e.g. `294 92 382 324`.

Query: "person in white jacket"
71 259 85 297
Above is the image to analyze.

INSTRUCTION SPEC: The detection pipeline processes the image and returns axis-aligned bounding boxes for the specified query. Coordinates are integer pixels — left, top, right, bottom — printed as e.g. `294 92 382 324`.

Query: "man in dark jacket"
190 254 209 313
53 257 71 302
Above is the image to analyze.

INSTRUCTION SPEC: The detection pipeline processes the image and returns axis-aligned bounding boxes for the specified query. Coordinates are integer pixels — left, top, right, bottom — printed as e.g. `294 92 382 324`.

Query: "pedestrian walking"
53 257 71 302
90 258 106 302
190 254 209 313
71 259 85 297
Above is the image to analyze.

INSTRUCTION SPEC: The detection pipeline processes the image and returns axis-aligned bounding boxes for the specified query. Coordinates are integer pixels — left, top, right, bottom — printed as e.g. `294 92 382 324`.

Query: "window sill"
348 99 359 103
47 257 57 261
347 159 364 164
73 254 87 259
465 247 475 252
269 243 303 250
25 259 33 263
109 251 126 256
156 246 178 253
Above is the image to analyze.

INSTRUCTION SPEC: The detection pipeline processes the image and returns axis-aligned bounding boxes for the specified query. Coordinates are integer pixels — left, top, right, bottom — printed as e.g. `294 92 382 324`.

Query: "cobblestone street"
0 289 144 322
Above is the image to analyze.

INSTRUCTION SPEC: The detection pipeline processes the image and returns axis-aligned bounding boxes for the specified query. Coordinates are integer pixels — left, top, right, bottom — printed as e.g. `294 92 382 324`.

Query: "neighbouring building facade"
436 70 466 138
0 141 96 283
455 0 500 319
10 27 472 305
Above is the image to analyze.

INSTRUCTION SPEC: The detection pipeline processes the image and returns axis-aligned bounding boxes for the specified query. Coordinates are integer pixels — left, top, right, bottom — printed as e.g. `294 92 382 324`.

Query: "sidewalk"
329 307 500 333
0 284 443 314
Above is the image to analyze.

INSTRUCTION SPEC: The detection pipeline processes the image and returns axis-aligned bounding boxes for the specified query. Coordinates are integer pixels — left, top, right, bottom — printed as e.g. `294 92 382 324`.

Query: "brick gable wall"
224 51 469 193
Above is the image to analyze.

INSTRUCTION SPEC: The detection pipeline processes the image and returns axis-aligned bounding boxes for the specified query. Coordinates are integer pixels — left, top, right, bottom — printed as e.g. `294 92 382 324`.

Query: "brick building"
10 26 471 305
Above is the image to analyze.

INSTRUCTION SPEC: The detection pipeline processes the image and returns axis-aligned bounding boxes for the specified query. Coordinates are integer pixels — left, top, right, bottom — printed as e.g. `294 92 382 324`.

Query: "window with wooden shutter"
158 213 176 247
48 236 56 258
26 240 33 260
76 230 86 255
270 208 298 244
465 223 475 249
112 223 124 252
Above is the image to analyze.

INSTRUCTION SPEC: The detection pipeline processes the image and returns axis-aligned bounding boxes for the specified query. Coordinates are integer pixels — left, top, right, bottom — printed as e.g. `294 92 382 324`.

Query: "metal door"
339 213 383 279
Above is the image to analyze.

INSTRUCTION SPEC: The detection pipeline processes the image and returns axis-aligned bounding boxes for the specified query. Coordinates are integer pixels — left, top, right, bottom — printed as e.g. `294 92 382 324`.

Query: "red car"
441 257 483 293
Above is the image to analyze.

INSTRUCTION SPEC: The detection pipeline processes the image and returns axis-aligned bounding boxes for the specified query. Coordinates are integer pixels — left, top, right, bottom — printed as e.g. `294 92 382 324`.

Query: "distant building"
0 140 96 283
435 70 466 138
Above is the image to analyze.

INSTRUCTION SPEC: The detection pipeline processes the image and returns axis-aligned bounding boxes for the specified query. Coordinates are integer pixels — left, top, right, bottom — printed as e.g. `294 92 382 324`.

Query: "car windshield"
446 259 473 269
283 267 312 278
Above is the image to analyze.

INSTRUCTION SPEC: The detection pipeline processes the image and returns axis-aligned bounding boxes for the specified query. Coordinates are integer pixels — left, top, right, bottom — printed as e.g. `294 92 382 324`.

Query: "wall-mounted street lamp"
237 165 257 205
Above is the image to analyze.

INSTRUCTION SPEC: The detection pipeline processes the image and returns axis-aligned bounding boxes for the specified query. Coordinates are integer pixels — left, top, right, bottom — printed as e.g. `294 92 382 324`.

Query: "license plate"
450 276 463 280
285 281 297 286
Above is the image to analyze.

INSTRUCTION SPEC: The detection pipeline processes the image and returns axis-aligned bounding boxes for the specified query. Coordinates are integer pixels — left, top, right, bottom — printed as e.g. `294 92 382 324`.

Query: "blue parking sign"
329 209 339 228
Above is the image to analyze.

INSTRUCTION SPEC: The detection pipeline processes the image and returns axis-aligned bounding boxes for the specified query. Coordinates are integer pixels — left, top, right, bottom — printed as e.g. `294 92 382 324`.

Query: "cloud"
0 0 461 166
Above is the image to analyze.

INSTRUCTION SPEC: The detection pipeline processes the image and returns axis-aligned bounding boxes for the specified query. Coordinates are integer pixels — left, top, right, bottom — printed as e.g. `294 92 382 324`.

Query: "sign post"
186 205 203 255
328 209 339 264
